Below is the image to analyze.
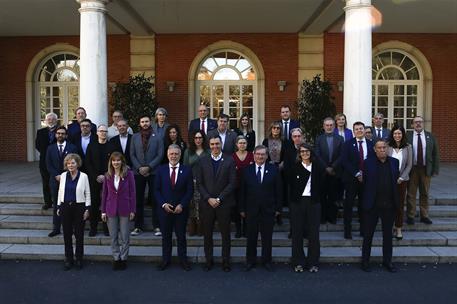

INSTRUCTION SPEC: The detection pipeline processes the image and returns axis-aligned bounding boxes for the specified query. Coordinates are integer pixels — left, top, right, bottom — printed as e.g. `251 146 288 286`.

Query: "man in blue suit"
341 121 374 239
361 139 399 273
67 107 97 144
239 145 282 271
154 144 193 271
188 104 217 136
280 105 300 141
45 126 77 237
371 113 390 141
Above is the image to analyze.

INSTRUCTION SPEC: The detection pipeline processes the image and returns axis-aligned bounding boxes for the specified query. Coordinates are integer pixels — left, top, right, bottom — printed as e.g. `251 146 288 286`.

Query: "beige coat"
387 144 413 181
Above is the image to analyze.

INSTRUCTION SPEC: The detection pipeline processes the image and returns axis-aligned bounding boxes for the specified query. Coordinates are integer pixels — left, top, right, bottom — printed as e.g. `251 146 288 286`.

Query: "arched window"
372 50 422 131
197 51 256 130
37 52 80 127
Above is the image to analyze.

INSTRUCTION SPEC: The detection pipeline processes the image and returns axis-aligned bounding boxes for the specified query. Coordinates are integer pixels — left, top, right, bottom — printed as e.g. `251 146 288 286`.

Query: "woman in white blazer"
56 153 91 270
387 125 413 240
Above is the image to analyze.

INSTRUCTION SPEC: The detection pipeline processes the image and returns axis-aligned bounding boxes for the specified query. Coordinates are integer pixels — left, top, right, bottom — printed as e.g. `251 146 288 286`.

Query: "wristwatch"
216 198 221 203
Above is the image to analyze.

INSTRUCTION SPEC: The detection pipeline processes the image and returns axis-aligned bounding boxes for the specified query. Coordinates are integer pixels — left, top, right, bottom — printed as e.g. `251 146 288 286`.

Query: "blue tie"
256 166 262 184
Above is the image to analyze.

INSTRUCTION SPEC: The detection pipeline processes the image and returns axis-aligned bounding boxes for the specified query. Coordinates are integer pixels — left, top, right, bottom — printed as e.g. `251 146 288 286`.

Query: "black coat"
288 160 325 204
109 134 133 167
35 127 56 169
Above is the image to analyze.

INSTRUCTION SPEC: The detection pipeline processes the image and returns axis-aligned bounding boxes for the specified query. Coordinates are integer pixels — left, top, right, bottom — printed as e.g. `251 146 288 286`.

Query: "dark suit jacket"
288 160 325 204
36 127 57 170
188 118 217 135
407 130 440 176
45 141 78 178
207 129 238 155
67 120 97 144
85 141 112 180
109 134 133 167
315 133 344 175
280 119 300 140
283 141 300 171
362 156 400 210
239 163 282 214
196 154 237 208
372 127 391 141
73 133 98 171
154 164 193 210
341 138 374 182
333 128 353 142
235 129 256 152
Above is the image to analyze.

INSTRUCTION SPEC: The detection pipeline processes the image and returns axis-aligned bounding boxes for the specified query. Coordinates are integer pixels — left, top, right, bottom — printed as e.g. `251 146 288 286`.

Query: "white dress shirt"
356 138 368 160
218 130 227 149
412 131 426 165
169 163 180 185
301 162 312 196
107 124 133 140
391 148 403 170
57 141 67 152
119 134 128 153
114 175 120 190
255 163 265 183
200 118 208 134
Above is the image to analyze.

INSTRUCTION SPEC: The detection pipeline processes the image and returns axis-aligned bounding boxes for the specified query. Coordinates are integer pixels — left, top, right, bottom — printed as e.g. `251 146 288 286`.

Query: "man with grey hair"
239 145 282 271
107 110 133 140
35 112 59 210
152 107 170 139
372 113 390 141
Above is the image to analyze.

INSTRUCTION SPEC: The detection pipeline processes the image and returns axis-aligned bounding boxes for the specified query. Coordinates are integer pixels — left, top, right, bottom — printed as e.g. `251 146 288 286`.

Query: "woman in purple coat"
101 152 136 270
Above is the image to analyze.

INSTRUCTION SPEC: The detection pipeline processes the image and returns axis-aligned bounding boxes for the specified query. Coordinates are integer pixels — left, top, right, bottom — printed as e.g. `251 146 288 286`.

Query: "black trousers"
344 178 364 234
245 207 275 264
200 205 231 262
290 198 321 267
49 178 61 233
321 174 339 222
134 174 159 230
39 165 52 205
362 207 395 264
158 210 188 263
61 202 86 261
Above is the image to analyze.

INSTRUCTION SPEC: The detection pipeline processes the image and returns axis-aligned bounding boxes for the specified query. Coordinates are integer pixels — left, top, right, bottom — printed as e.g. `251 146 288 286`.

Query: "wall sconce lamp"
337 81 344 92
277 80 287 92
166 81 175 92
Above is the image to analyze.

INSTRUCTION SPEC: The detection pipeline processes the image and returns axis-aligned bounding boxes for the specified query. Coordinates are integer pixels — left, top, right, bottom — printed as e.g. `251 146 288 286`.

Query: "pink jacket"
101 170 136 217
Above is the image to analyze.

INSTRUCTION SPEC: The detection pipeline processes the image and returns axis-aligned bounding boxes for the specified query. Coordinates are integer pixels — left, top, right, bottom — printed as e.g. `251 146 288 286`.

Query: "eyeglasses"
98 130 108 133
80 124 91 128
272 127 280 130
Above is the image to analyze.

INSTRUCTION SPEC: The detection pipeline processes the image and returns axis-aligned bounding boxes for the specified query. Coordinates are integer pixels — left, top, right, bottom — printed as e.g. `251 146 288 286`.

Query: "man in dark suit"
239 145 282 271
196 134 237 272
109 119 133 167
72 118 97 173
67 107 97 144
188 104 217 136
315 117 344 224
406 115 440 225
154 144 193 271
35 112 58 210
130 114 164 236
361 139 399 273
372 113 391 141
207 114 237 155
85 124 112 236
341 121 374 239
280 105 300 141
45 126 77 237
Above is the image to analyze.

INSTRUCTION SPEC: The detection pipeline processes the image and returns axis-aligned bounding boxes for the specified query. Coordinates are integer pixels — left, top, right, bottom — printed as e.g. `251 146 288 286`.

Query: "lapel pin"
265 170 268 174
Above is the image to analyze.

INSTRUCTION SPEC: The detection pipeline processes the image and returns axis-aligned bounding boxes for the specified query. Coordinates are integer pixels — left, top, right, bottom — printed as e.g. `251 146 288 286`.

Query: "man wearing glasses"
72 118 98 173
406 116 439 225
67 107 96 143
107 110 133 140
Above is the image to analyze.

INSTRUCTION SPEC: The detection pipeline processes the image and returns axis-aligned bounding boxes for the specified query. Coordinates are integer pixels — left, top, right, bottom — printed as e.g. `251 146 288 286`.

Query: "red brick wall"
324 33 457 161
155 34 298 140
0 35 130 161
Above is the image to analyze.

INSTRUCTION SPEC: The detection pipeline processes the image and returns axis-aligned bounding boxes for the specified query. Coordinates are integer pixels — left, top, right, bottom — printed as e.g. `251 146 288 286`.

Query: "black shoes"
63 259 73 271
180 260 192 271
157 261 170 271
276 214 283 226
382 262 397 273
203 260 214 272
113 260 127 271
361 262 371 272
263 262 274 272
420 217 433 225
344 231 353 240
48 230 60 237
42 203 52 210
75 259 83 270
406 217 415 225
222 261 231 272
244 263 256 272
89 229 97 237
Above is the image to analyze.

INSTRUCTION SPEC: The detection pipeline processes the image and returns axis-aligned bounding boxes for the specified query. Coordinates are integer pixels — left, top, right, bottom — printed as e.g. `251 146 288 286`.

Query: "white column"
343 0 372 128
77 0 110 126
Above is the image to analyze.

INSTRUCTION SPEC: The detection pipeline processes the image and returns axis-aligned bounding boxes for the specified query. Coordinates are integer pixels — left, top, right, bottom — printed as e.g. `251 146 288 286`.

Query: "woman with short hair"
57 153 91 270
101 152 136 270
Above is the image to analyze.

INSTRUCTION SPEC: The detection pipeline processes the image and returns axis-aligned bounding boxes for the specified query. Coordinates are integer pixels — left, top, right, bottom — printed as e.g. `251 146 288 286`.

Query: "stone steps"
0 229 455 247
0 243 455 264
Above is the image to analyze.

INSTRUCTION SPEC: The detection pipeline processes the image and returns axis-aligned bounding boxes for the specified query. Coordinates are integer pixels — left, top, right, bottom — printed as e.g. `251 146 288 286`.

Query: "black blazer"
67 120 97 144
188 118 217 135
196 154 237 208
341 138 374 182
288 160 325 204
45 141 78 178
283 141 300 171
35 127 56 169
73 133 98 172
207 129 238 155
235 129 256 152
314 133 344 175
109 134 132 167
85 141 112 180
239 163 282 214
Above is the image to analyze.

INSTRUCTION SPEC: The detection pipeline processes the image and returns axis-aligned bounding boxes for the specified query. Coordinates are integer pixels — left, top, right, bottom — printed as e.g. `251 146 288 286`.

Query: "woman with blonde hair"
101 152 136 270
57 153 90 270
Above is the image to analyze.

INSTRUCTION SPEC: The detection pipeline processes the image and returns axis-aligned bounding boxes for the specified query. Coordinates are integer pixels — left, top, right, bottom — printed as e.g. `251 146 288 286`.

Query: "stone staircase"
0 195 456 264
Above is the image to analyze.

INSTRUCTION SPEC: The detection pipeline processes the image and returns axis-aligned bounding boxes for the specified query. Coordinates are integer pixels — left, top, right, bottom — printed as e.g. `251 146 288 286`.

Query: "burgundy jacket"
101 170 136 217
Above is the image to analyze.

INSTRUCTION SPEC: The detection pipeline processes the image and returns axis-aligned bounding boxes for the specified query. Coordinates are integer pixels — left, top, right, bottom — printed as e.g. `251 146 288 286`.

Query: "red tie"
201 120 205 134
358 141 364 171
417 133 424 166
171 167 177 188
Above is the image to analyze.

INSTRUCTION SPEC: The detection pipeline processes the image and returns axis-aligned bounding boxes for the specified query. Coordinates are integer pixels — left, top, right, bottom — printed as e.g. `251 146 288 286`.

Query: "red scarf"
140 127 153 152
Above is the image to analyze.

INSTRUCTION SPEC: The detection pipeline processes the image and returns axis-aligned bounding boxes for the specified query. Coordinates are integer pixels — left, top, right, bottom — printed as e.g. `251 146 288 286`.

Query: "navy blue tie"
256 166 262 184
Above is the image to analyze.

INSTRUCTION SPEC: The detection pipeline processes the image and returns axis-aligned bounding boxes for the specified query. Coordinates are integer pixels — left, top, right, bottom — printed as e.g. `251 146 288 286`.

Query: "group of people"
35 104 439 273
